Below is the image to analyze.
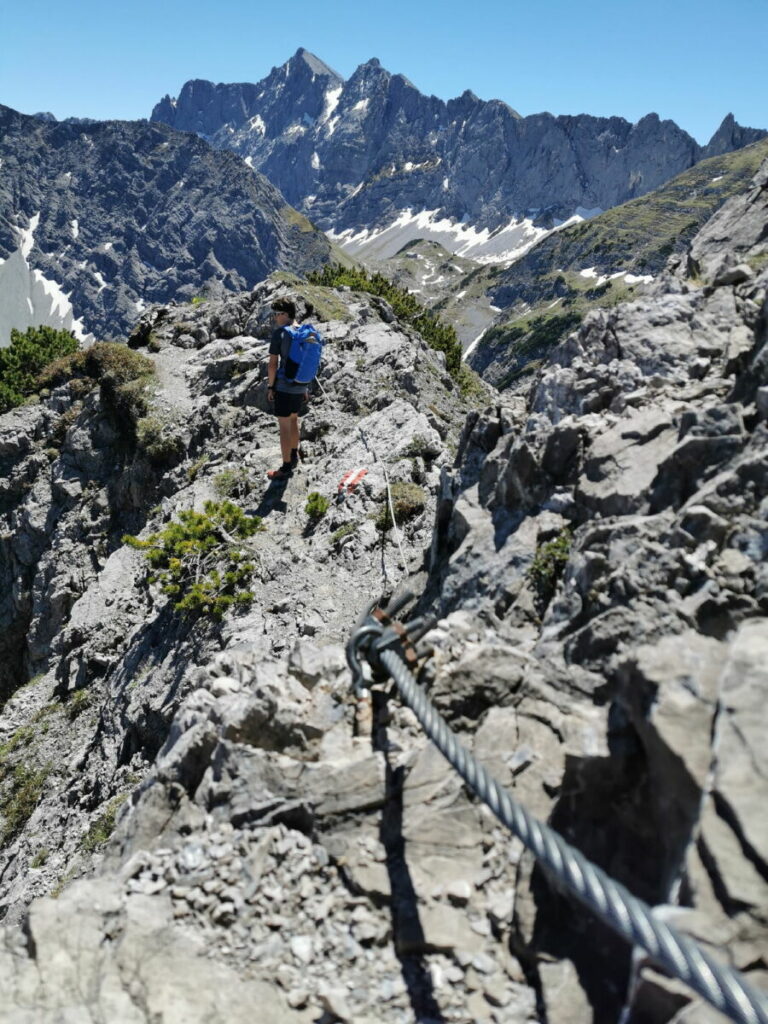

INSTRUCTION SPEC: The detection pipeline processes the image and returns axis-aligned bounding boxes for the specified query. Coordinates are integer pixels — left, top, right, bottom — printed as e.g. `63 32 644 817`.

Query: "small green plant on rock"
0 764 49 845
375 482 427 531
81 793 129 853
0 726 34 766
528 529 573 615
331 522 358 545
30 847 49 868
66 688 93 721
214 467 253 500
401 434 438 460
187 455 210 482
305 492 330 520
136 416 185 468
123 501 262 618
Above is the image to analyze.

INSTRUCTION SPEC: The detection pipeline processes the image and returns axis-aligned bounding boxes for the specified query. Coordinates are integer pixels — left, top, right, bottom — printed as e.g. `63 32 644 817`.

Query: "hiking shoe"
267 465 292 481
290 447 303 468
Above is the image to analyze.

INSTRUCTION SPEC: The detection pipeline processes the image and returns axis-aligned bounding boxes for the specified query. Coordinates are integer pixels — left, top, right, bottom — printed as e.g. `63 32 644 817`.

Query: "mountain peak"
289 47 344 82
703 112 766 158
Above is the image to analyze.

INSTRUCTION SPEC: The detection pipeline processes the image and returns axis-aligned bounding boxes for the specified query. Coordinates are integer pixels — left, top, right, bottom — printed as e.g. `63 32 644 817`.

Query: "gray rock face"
0 104 332 343
1 162 767 1022
421 157 768 1018
152 49 766 240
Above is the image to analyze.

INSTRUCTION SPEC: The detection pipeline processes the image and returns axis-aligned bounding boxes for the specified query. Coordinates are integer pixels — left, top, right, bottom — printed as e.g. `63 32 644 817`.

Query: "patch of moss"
747 251 768 274
187 455 210 482
0 726 34 768
65 688 93 721
280 205 317 233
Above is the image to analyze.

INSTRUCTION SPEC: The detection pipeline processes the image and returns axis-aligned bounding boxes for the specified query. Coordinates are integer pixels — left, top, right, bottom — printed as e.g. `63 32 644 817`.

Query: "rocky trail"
0 159 767 1023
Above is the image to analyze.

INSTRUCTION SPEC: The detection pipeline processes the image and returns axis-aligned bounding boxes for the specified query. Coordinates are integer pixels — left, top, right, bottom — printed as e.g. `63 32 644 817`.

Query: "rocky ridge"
0 158 767 1023
0 104 333 344
151 49 766 250
465 136 768 386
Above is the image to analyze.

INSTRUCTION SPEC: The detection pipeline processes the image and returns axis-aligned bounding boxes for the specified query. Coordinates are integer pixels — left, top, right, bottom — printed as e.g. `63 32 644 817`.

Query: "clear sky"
1 0 765 144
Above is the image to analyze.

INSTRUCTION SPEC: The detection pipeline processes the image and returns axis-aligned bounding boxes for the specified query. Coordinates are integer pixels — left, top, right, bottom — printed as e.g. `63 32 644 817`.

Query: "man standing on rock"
266 297 307 481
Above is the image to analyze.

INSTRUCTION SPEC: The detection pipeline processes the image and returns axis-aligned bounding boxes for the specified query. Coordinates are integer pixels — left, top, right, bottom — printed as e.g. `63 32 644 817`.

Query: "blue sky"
1 0 765 143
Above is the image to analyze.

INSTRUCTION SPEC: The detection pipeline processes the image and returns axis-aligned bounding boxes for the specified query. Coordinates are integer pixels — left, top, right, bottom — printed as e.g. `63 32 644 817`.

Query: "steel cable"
363 641 768 1024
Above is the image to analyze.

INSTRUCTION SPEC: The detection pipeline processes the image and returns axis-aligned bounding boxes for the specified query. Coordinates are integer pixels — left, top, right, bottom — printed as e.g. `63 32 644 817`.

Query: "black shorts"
273 390 307 417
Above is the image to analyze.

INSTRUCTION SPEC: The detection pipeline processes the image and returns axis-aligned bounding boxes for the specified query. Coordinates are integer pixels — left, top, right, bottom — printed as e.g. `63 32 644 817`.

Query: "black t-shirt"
269 326 307 395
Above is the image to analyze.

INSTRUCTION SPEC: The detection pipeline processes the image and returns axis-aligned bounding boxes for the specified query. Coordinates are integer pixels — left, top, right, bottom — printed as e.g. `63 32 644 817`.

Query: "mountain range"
1 49 765 358
0 104 333 343
151 48 766 261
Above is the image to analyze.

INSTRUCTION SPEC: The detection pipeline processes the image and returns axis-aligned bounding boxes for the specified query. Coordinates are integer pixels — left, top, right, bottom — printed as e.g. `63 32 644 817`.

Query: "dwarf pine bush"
308 264 463 375
0 326 79 413
123 501 262 618
305 491 330 520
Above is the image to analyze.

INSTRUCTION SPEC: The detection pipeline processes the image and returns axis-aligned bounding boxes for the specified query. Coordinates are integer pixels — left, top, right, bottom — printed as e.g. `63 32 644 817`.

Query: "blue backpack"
280 323 324 385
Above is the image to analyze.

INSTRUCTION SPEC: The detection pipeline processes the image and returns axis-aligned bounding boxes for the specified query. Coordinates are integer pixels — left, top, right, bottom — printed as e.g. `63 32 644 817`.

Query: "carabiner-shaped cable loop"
346 622 384 695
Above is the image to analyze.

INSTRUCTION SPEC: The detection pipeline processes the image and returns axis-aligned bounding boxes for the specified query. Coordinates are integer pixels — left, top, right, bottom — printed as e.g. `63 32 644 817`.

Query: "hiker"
266 297 312 481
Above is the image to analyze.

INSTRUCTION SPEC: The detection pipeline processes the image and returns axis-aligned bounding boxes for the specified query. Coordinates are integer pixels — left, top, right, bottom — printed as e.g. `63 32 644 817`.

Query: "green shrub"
0 764 49 844
0 326 79 413
30 847 49 868
136 416 185 467
305 491 330 520
308 263 463 380
187 455 210 482
37 341 154 390
401 434 439 460
214 467 253 499
375 481 427 531
0 726 34 766
331 522 358 545
65 688 93 721
81 794 129 853
528 529 572 614
123 500 262 618
36 341 157 425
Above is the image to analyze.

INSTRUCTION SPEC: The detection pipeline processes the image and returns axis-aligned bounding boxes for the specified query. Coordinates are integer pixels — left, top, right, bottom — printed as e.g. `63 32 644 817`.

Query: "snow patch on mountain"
0 214 93 347
329 204 609 265
319 85 342 124
579 266 654 287
328 209 550 263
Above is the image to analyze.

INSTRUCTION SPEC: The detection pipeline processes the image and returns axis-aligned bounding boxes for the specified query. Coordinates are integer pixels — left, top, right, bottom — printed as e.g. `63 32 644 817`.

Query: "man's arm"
267 354 278 390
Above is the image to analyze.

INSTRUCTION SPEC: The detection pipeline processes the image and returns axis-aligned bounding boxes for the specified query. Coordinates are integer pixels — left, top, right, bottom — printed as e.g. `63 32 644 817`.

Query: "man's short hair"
271 297 296 319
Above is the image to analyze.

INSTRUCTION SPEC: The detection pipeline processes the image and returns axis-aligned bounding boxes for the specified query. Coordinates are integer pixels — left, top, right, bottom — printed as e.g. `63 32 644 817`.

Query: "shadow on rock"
373 689 446 1024
249 479 288 518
